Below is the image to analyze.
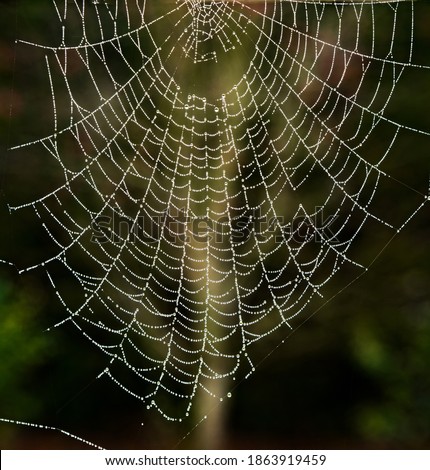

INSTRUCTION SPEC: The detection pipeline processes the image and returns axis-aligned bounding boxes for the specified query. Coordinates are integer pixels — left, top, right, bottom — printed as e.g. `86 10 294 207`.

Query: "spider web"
6 0 430 423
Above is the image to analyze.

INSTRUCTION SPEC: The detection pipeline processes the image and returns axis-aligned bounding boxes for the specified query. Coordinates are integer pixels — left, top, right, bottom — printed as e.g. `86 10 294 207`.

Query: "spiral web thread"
8 0 430 421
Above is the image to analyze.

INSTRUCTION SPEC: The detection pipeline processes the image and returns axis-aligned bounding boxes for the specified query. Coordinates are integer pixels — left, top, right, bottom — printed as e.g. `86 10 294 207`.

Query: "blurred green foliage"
0 276 46 415
0 270 54 445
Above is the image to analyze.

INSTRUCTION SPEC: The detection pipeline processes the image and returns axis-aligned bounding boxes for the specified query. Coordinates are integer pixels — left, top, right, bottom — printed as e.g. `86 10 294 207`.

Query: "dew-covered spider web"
5 0 430 427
